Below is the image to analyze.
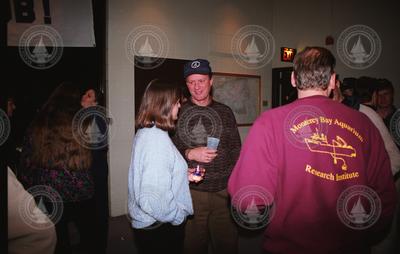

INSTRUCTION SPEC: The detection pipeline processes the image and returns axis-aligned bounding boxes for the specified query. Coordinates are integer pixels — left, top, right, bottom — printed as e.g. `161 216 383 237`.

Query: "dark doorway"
134 57 189 116
272 67 296 108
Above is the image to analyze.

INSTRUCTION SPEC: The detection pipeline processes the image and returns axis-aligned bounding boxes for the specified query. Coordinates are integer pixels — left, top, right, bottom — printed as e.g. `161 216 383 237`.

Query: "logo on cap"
191 61 201 68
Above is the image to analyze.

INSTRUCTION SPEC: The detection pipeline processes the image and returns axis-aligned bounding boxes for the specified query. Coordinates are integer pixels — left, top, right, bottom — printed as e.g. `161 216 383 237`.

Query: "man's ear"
291 72 297 88
328 73 336 91
210 77 213 87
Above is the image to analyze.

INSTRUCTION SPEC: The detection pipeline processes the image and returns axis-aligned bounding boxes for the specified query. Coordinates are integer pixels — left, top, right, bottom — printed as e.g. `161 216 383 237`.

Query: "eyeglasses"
186 78 209 86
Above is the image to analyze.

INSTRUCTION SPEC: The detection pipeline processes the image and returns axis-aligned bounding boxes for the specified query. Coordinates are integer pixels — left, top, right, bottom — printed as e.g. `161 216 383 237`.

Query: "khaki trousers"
184 188 238 254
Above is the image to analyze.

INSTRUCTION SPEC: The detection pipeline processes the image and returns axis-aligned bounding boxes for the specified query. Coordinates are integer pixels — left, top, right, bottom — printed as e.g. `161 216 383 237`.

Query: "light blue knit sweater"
128 126 193 228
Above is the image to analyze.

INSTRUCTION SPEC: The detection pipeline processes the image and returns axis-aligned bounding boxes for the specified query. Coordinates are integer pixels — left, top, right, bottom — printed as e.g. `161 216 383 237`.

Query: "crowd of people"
4 83 109 254
4 46 400 254
229 47 399 254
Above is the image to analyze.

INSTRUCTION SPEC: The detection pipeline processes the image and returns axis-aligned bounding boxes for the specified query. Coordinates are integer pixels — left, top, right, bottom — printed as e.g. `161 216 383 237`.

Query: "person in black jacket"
80 86 110 254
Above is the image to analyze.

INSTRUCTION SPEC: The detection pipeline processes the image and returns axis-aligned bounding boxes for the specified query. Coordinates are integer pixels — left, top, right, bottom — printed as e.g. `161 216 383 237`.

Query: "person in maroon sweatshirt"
228 46 397 254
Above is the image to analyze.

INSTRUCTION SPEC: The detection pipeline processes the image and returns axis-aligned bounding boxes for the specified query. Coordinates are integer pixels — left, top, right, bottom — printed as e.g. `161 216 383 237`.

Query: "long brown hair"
136 79 182 131
28 82 92 171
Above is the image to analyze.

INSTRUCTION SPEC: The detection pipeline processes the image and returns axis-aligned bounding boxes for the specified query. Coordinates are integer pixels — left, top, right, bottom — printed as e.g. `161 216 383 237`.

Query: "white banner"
7 0 95 47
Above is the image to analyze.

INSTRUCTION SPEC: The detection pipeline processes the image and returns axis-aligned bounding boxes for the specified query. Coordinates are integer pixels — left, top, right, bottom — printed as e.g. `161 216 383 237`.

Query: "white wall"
271 0 400 106
107 0 273 216
107 0 400 216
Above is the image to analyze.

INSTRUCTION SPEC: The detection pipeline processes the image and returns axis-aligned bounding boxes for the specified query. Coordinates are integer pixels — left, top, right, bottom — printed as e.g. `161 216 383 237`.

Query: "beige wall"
271 0 400 105
107 0 400 216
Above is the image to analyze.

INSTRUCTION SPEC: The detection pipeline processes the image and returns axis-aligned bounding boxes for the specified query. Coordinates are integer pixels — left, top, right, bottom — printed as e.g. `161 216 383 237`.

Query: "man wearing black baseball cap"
183 59 212 79
173 59 241 254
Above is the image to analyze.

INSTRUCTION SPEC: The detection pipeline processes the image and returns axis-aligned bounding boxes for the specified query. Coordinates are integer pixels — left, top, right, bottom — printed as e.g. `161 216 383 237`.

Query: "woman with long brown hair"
19 82 96 254
128 79 203 254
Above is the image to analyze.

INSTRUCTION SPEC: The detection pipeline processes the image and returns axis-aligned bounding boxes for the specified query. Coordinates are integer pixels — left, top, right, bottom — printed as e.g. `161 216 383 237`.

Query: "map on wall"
212 73 261 126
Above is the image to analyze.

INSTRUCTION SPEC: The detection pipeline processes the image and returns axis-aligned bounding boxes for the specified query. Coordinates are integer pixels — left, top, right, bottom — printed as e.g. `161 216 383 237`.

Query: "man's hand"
188 167 206 183
186 147 217 163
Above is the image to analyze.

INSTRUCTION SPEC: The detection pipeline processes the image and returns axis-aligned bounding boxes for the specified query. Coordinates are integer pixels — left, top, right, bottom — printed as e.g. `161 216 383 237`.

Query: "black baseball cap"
183 59 212 79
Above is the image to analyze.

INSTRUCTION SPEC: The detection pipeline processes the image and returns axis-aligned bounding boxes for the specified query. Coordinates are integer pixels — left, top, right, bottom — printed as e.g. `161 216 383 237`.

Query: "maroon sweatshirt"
228 95 397 254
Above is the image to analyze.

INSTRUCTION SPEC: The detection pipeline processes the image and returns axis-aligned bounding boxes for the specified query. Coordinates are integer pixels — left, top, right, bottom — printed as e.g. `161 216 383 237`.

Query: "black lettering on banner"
13 0 35 23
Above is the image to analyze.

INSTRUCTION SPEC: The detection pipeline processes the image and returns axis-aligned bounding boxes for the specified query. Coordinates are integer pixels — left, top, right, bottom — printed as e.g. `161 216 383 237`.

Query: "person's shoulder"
257 100 299 120
133 127 172 156
181 100 192 109
136 126 168 142
359 104 379 118
211 100 234 112
321 97 371 121
338 102 372 122
324 100 381 136
212 100 227 107
359 104 388 129
178 101 197 115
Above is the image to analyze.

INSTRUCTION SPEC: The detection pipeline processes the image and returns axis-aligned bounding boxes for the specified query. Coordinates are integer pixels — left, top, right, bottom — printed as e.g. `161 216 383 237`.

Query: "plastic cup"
207 137 220 150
